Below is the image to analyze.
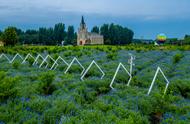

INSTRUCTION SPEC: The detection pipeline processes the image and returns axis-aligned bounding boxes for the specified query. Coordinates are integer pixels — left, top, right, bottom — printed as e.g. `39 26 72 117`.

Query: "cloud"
0 0 190 39
0 0 190 20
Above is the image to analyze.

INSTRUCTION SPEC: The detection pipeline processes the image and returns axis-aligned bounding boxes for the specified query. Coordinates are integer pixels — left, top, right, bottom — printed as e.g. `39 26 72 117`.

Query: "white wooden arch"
50 56 69 70
128 53 135 75
10 53 24 63
22 53 35 64
64 57 85 75
33 54 46 66
81 60 105 81
39 55 57 69
0 53 11 62
110 63 132 89
147 66 170 96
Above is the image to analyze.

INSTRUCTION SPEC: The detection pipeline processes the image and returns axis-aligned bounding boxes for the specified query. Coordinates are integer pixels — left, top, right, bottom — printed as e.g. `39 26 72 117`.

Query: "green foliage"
100 23 134 45
0 71 19 101
91 26 100 34
65 25 75 45
0 46 190 123
175 80 190 98
0 30 2 40
173 53 183 64
27 57 35 66
28 97 51 113
38 71 56 95
2 27 18 46
106 52 117 60
54 23 66 44
184 35 190 44
67 64 83 74
12 61 20 69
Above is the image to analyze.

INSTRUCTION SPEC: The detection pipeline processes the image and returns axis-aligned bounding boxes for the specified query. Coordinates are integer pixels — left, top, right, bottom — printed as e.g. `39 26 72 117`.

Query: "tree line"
0 23 76 46
91 23 134 45
0 23 134 46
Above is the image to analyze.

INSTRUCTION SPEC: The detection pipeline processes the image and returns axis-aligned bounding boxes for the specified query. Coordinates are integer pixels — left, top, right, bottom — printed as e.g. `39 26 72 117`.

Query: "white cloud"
0 0 190 20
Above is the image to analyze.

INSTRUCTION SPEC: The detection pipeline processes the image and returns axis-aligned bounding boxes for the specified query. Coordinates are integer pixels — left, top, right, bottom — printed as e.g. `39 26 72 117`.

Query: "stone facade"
77 16 104 45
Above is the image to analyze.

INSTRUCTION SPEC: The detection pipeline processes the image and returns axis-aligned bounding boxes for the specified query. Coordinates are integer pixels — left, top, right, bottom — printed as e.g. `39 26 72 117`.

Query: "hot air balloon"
157 33 167 44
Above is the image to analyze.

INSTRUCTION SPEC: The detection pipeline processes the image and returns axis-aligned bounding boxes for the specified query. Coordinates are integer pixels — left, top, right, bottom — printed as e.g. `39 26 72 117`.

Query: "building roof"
88 32 103 38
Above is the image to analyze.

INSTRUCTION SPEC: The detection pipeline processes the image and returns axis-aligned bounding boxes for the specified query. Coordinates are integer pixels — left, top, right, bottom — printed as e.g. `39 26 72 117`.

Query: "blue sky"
0 0 190 39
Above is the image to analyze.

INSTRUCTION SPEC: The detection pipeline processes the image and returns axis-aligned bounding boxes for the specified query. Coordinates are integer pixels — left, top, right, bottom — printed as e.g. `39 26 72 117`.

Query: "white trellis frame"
39 55 57 69
32 54 47 66
128 53 135 75
0 53 11 62
50 56 69 70
22 53 35 64
64 57 85 75
147 66 170 96
81 60 105 81
10 53 24 63
110 63 132 89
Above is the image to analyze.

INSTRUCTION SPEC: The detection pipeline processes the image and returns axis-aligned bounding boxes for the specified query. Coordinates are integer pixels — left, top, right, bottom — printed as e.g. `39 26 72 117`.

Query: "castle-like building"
77 16 104 45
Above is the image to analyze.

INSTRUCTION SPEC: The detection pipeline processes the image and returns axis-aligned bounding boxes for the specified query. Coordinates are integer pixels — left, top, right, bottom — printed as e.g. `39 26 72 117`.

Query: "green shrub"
0 72 20 101
27 57 35 66
84 90 97 103
84 80 110 94
82 66 105 79
12 61 20 69
173 53 183 64
38 71 56 95
175 80 190 98
67 64 83 74
28 97 51 113
106 52 117 60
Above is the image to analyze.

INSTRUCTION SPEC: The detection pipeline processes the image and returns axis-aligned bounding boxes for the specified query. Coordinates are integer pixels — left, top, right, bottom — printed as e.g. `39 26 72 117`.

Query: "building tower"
77 16 104 46
77 16 88 45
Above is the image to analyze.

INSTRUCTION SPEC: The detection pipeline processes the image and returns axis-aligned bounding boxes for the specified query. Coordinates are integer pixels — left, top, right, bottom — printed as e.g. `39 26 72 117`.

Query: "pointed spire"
81 16 85 25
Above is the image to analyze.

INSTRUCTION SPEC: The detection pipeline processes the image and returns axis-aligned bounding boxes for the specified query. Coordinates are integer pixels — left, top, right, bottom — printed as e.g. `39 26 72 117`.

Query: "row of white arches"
0 53 170 96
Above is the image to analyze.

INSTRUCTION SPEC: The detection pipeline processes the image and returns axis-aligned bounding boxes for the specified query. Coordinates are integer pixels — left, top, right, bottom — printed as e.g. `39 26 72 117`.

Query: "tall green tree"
39 27 47 45
46 28 55 45
24 30 39 44
91 26 99 34
2 27 18 46
100 24 110 44
53 23 66 44
109 23 116 44
184 35 190 44
0 30 2 40
65 26 75 45
100 23 134 45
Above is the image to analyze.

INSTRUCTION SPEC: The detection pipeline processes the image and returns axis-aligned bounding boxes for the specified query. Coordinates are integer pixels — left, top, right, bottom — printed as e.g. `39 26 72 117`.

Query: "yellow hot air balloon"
157 33 167 43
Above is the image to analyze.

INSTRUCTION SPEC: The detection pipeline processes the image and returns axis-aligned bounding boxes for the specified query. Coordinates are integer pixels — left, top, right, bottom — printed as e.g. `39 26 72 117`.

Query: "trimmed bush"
0 71 20 101
173 53 183 64
38 71 56 95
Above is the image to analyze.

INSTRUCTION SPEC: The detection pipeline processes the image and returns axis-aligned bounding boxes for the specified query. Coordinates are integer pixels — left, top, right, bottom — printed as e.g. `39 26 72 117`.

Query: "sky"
0 0 190 39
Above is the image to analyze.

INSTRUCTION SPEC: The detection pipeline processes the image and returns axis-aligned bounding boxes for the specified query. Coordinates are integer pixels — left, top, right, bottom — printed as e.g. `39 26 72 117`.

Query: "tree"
100 24 110 44
109 23 117 44
0 30 2 40
100 23 134 45
10 27 24 44
65 26 75 45
46 28 55 45
39 27 47 45
184 35 190 44
24 29 39 44
91 26 99 34
2 27 18 46
53 23 66 44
